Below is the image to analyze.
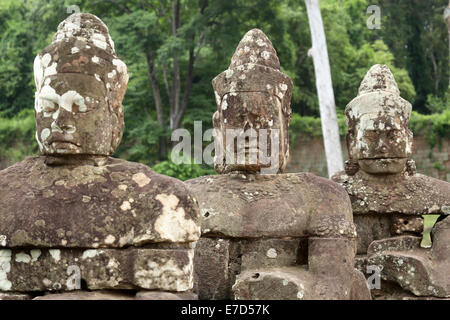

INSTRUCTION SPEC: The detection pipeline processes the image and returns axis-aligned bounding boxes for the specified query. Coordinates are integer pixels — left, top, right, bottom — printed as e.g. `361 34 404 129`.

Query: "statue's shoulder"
105 157 199 214
0 156 45 190
0 156 44 175
406 174 450 213
290 171 352 209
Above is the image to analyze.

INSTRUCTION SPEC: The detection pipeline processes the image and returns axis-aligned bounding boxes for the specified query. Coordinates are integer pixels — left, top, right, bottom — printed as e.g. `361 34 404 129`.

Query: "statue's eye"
365 131 377 140
41 100 56 113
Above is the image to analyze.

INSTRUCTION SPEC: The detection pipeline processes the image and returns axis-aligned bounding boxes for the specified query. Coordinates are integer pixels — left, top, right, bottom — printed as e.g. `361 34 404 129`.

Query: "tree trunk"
445 1 450 88
146 52 167 159
170 0 181 130
304 0 344 177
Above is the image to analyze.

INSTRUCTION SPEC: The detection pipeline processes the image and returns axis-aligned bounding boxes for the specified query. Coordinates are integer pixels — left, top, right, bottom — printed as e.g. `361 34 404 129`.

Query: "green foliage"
0 108 37 167
289 113 348 148
0 0 449 181
380 0 450 113
152 158 215 181
433 161 445 171
426 91 450 114
409 110 450 149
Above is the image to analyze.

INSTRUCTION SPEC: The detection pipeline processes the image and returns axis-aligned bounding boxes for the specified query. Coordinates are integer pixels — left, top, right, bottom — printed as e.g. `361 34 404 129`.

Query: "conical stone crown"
358 64 400 96
345 64 411 121
229 29 280 70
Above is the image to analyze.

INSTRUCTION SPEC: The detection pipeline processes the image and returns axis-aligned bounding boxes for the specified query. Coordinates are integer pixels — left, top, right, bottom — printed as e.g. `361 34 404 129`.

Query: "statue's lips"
48 135 81 150
51 141 80 149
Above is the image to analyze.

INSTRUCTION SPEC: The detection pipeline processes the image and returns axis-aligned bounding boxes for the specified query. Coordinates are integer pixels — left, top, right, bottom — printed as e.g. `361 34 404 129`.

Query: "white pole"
304 0 344 177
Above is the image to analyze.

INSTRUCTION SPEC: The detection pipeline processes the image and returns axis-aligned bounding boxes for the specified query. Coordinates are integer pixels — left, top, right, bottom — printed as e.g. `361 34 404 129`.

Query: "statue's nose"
52 107 76 134
377 142 388 153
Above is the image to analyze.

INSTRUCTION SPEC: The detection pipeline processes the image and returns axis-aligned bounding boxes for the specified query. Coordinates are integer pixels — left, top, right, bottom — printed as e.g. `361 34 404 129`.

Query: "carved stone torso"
0 156 200 249
185 172 355 239
332 171 450 216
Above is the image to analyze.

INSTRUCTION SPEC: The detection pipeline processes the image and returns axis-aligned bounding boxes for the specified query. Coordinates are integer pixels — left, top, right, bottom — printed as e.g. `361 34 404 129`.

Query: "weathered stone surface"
32 290 198 300
211 29 292 174
354 255 367 274
353 215 391 254
33 291 135 300
193 237 307 300
186 173 355 239
233 266 371 300
346 65 412 170
194 238 231 300
367 235 421 255
391 215 423 235
0 248 194 292
135 291 198 300
0 12 201 302
368 251 449 297
0 292 31 300
240 238 305 270
0 156 200 248
333 171 450 216
367 220 450 298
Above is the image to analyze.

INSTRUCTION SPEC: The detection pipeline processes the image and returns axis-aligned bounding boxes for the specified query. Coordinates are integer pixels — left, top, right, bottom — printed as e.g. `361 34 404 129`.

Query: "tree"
380 0 449 113
304 0 343 177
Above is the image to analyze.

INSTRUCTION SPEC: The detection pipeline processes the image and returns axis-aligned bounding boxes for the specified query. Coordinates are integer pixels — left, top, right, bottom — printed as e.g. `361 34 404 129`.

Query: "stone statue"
332 64 450 299
185 29 370 300
211 29 292 174
0 13 200 300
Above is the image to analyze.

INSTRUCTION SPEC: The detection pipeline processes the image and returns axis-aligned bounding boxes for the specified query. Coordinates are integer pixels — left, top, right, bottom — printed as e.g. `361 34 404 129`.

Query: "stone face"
345 64 412 174
186 173 355 239
212 29 292 174
0 156 200 248
34 13 128 157
0 247 194 292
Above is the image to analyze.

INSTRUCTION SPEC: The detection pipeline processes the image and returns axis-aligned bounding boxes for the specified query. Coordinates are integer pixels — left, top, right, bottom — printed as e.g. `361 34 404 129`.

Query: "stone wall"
286 135 450 182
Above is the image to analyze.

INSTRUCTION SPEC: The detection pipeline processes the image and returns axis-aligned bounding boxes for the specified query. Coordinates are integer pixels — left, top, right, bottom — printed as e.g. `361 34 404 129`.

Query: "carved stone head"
33 13 128 158
345 64 413 174
212 29 292 174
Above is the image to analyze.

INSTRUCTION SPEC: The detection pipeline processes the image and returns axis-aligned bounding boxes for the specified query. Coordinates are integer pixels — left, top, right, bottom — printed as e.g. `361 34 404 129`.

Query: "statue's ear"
346 129 354 159
212 111 220 127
